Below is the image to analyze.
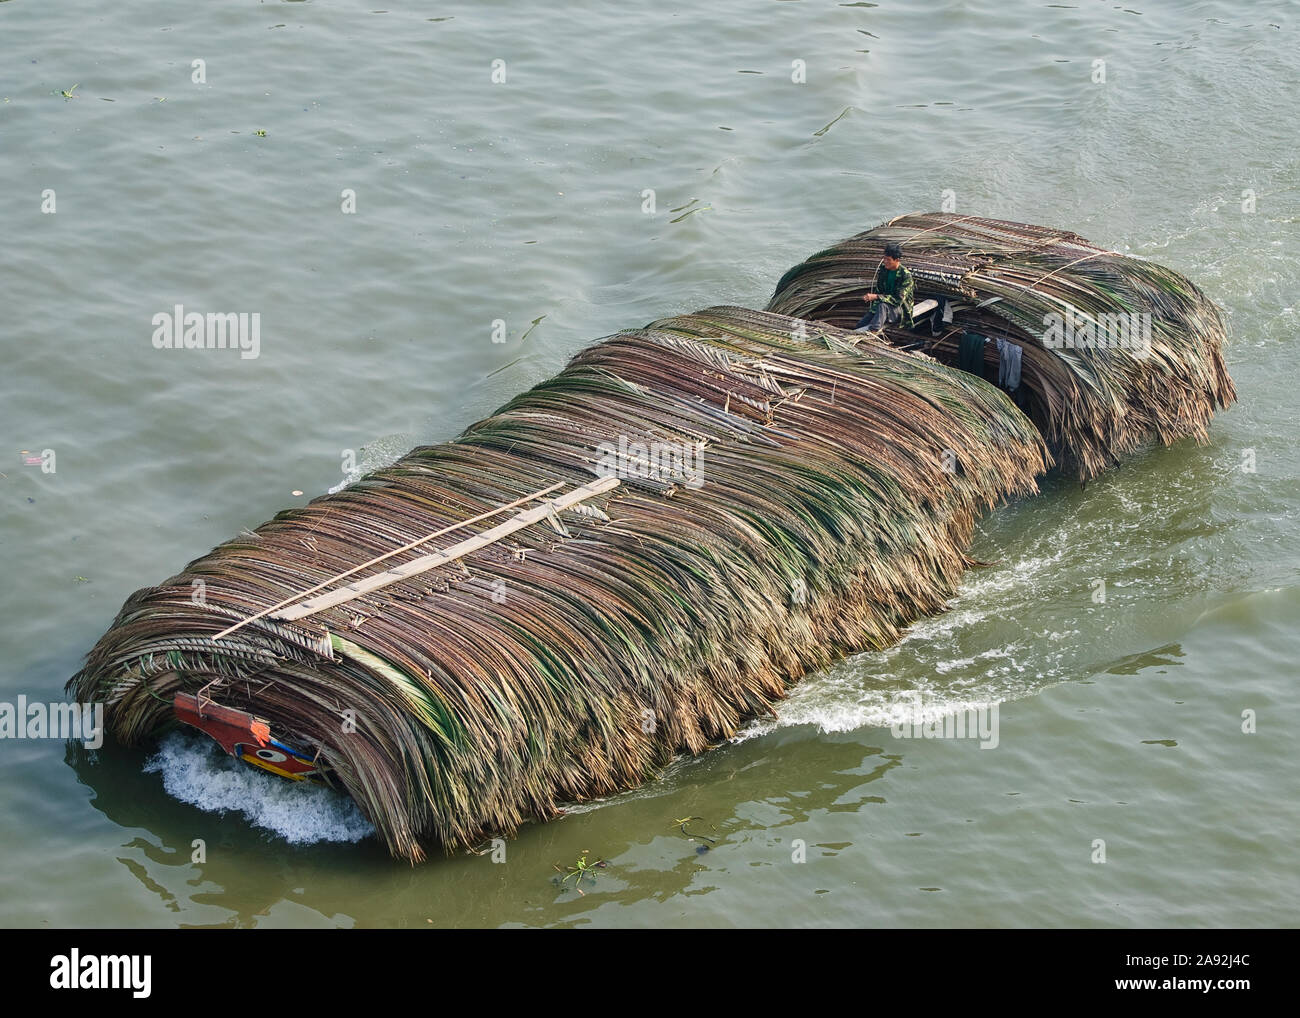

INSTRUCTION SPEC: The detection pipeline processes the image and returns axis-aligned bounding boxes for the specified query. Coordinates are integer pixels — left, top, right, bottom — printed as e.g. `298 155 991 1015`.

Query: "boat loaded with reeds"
69 214 1235 861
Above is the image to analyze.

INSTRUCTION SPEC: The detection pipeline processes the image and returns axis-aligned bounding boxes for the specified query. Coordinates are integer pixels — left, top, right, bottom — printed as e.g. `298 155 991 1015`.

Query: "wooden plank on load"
270 476 621 621
211 480 566 641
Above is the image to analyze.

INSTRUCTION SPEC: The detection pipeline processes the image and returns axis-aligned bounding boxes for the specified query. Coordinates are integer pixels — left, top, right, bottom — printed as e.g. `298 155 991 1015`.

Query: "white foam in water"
144 732 374 845
734 676 1000 742
327 434 413 493
731 541 1083 744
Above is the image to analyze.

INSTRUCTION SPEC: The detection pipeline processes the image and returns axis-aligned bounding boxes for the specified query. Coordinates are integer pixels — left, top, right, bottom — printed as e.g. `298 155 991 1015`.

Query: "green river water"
1 0 1296 928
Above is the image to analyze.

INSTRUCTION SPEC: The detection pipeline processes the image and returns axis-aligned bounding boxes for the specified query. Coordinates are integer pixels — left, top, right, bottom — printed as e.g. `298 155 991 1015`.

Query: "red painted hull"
174 692 323 782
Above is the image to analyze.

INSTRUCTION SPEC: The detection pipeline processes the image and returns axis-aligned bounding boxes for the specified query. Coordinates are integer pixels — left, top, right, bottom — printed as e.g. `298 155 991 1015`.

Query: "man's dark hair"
884 242 903 259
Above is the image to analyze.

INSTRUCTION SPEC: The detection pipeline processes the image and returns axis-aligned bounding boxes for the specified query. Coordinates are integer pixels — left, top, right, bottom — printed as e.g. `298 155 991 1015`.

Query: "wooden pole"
210 480 566 641
271 476 621 621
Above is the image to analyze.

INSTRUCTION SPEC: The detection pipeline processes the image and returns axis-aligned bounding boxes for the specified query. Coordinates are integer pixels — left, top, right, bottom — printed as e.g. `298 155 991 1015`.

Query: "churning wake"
144 732 374 845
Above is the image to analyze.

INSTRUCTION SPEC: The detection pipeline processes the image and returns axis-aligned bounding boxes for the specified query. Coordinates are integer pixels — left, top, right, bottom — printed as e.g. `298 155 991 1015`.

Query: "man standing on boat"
854 242 915 331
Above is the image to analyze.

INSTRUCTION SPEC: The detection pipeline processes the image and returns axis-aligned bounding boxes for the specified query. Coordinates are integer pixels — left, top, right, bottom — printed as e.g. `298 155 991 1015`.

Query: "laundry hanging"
959 330 986 374
996 337 1023 391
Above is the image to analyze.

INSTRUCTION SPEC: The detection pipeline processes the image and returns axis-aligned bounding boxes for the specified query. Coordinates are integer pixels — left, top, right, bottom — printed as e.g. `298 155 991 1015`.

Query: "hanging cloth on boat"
996 337 1023 391
958 331 986 374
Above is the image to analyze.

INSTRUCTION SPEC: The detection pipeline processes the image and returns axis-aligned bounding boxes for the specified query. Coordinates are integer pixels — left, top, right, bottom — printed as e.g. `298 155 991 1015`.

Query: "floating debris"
553 852 607 894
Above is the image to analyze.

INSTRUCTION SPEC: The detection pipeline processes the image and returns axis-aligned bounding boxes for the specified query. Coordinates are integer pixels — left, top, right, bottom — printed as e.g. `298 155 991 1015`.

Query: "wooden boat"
70 214 1234 861
174 690 324 783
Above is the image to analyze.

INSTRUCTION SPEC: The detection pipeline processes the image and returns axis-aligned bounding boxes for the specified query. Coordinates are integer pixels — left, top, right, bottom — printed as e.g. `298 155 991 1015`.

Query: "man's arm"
895 269 916 325
898 269 915 311
863 263 886 302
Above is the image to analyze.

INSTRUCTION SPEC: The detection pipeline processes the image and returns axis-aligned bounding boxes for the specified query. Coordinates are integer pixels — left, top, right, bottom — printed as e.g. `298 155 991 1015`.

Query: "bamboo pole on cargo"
271 476 622 621
210 480 567 641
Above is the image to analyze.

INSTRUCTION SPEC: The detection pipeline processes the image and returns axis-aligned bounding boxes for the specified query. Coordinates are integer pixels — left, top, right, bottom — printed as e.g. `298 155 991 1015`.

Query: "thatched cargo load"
70 217 1235 861
71 307 1049 860
767 213 1235 480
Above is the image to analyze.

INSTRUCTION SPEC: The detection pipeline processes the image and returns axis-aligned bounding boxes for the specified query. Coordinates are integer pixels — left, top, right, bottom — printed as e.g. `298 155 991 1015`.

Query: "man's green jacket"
869 263 916 327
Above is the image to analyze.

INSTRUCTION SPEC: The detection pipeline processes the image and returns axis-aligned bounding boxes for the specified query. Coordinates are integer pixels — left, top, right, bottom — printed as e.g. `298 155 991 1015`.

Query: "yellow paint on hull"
239 752 313 781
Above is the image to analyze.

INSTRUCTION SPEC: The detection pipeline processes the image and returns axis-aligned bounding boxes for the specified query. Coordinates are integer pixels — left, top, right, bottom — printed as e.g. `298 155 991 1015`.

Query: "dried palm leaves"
70 216 1236 861
70 307 1048 860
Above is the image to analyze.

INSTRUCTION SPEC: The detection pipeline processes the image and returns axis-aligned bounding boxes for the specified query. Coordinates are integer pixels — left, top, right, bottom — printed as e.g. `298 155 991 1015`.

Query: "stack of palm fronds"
71 216 1237 861
71 306 1048 861
766 213 1236 479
